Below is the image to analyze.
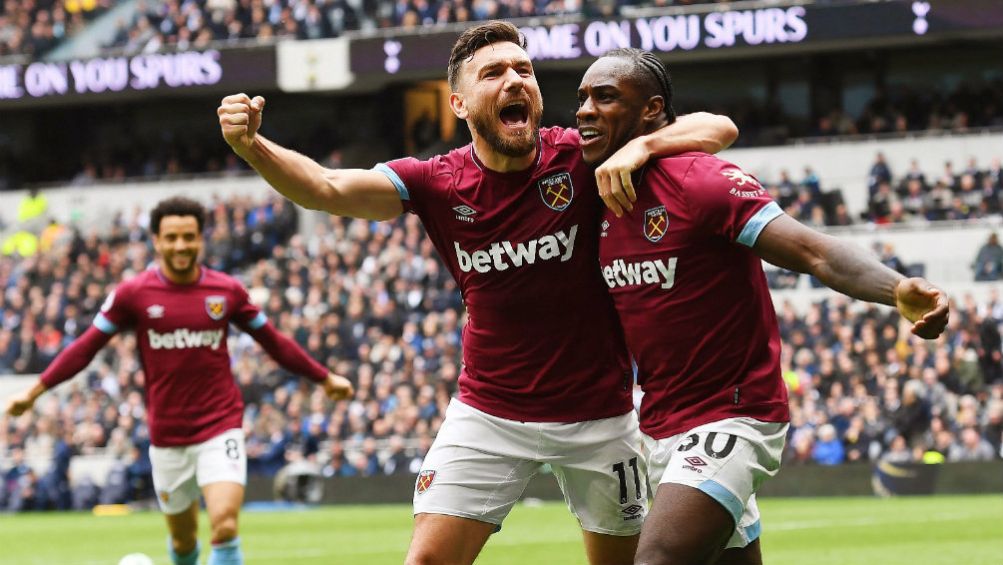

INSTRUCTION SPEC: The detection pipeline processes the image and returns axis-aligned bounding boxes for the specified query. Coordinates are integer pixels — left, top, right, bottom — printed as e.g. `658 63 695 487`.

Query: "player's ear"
449 92 468 120
643 95 665 125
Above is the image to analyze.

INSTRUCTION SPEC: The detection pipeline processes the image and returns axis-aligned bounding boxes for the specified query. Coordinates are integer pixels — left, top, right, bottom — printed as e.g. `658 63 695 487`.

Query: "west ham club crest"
538 172 574 211
205 295 227 321
644 206 669 243
416 470 436 494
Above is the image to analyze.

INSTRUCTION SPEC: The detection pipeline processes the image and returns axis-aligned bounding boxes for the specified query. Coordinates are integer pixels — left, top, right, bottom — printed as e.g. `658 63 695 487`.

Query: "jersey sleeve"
230 280 267 333
681 155 783 247
372 157 435 215
93 282 135 335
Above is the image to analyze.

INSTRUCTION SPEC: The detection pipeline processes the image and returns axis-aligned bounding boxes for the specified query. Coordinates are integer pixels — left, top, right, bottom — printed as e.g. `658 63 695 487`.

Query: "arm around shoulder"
645 112 739 156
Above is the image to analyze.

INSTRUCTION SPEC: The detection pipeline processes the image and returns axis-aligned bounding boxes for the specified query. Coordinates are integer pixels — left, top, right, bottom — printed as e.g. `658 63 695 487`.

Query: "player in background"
5 197 354 565
217 21 736 565
576 48 950 565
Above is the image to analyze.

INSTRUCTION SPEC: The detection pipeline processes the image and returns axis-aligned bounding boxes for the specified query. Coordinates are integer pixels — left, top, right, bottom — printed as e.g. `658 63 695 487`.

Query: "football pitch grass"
0 495 1000 564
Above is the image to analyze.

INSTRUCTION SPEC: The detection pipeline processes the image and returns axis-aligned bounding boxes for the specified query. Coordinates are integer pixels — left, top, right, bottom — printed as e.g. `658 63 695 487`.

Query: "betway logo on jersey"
147 328 225 350
602 257 677 290
454 225 578 273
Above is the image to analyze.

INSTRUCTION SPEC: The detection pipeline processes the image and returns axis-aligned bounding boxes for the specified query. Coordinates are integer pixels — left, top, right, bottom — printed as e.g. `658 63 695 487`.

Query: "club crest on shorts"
159 491 170 504
205 295 227 321
643 206 669 242
538 172 574 211
415 470 436 494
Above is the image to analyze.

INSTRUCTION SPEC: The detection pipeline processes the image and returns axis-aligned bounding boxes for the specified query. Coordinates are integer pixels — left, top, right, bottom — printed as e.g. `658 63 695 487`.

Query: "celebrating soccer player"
217 21 736 565
576 48 950 565
5 197 353 565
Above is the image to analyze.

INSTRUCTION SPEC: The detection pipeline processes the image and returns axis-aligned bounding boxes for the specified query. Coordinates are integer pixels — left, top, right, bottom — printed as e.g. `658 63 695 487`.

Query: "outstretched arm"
596 112 738 216
249 321 354 401
5 326 113 416
218 93 403 220
754 214 949 339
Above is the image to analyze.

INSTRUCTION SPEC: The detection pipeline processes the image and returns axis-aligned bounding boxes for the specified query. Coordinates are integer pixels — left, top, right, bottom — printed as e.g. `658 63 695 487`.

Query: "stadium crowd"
0 189 1001 512
0 0 117 58
1 0 740 59
866 154 1003 224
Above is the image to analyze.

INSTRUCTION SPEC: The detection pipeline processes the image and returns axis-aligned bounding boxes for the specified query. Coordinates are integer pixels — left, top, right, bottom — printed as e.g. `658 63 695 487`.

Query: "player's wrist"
28 380 48 401
637 133 656 160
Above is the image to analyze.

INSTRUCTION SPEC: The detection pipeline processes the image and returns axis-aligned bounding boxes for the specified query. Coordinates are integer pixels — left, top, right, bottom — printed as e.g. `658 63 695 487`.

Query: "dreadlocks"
601 48 677 124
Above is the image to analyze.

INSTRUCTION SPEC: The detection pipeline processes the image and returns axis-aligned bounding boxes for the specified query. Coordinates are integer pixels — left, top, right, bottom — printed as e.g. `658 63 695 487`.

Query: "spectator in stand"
948 427 996 461
868 152 893 195
811 424 845 465
869 181 898 223
974 233 1003 281
875 242 907 276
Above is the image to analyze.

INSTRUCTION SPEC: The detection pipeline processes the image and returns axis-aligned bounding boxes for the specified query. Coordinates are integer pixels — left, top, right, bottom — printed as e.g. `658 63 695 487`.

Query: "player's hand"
218 93 265 159
895 278 949 339
322 373 354 401
5 390 38 417
595 135 648 218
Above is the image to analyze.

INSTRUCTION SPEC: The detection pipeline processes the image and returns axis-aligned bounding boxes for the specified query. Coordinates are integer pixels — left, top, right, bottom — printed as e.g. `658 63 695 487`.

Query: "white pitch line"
765 511 985 532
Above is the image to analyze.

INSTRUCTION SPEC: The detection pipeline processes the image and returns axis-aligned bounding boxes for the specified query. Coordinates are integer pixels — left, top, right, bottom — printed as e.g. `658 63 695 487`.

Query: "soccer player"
216 21 736 565
576 48 950 565
5 197 353 565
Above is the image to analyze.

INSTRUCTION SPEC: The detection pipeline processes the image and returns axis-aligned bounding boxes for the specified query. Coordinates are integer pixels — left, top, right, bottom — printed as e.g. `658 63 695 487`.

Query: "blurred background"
0 0 1001 522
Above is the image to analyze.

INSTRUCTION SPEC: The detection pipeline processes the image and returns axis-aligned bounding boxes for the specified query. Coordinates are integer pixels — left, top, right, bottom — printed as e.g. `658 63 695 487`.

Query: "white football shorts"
413 399 647 535
149 428 247 515
644 417 788 548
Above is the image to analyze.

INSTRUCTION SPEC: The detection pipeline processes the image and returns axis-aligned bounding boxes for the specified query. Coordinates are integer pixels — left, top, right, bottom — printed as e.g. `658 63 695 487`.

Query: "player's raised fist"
322 373 354 401
5 390 36 417
217 93 266 158
895 277 949 339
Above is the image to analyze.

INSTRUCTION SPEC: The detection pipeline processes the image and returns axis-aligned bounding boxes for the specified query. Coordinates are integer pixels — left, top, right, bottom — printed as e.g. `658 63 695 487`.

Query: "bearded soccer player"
576 49 950 565
216 21 736 565
5 197 353 565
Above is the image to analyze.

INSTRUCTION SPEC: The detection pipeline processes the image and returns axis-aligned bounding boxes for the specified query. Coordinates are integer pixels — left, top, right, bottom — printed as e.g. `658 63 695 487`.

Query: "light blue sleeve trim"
698 479 744 525
736 201 783 247
247 312 267 330
373 163 410 201
93 313 118 334
743 519 762 543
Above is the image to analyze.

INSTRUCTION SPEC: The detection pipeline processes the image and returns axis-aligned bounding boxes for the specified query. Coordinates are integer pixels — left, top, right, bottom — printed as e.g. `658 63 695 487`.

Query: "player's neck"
470 136 537 173
160 264 202 285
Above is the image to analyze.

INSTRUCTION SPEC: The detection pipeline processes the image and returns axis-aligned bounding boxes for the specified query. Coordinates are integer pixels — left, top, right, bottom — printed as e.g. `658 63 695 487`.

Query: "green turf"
0 495 1000 564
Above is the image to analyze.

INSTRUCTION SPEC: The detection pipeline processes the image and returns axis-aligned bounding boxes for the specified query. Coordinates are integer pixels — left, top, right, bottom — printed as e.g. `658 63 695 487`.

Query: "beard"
165 253 197 275
468 99 544 158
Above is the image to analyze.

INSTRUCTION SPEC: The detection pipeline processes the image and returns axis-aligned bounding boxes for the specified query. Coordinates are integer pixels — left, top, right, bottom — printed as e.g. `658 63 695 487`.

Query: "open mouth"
578 126 603 147
499 101 529 129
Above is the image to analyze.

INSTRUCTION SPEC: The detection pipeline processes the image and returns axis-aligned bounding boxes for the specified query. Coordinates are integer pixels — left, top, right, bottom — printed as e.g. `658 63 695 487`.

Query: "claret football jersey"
377 127 633 422
95 268 266 446
598 152 790 439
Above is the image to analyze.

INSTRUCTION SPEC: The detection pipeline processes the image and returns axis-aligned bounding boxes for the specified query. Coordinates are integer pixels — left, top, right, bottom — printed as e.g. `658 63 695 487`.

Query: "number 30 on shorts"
676 432 738 459
612 457 643 504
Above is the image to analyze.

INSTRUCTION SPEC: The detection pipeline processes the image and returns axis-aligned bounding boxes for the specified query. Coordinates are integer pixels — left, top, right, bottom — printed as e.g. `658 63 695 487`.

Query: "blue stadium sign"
0 47 276 106
350 0 1003 79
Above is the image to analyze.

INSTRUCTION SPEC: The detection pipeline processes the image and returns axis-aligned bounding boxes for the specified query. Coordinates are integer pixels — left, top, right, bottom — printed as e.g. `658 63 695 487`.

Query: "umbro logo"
453 205 477 223
682 456 707 474
621 504 644 520
601 220 610 237
147 305 165 319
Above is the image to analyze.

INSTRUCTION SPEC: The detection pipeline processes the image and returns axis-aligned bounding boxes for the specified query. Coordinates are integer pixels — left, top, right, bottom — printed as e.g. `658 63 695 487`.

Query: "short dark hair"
448 20 526 91
601 48 677 124
150 196 206 235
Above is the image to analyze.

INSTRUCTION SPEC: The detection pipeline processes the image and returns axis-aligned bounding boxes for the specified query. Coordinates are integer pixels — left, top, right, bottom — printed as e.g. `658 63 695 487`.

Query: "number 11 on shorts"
612 457 642 504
